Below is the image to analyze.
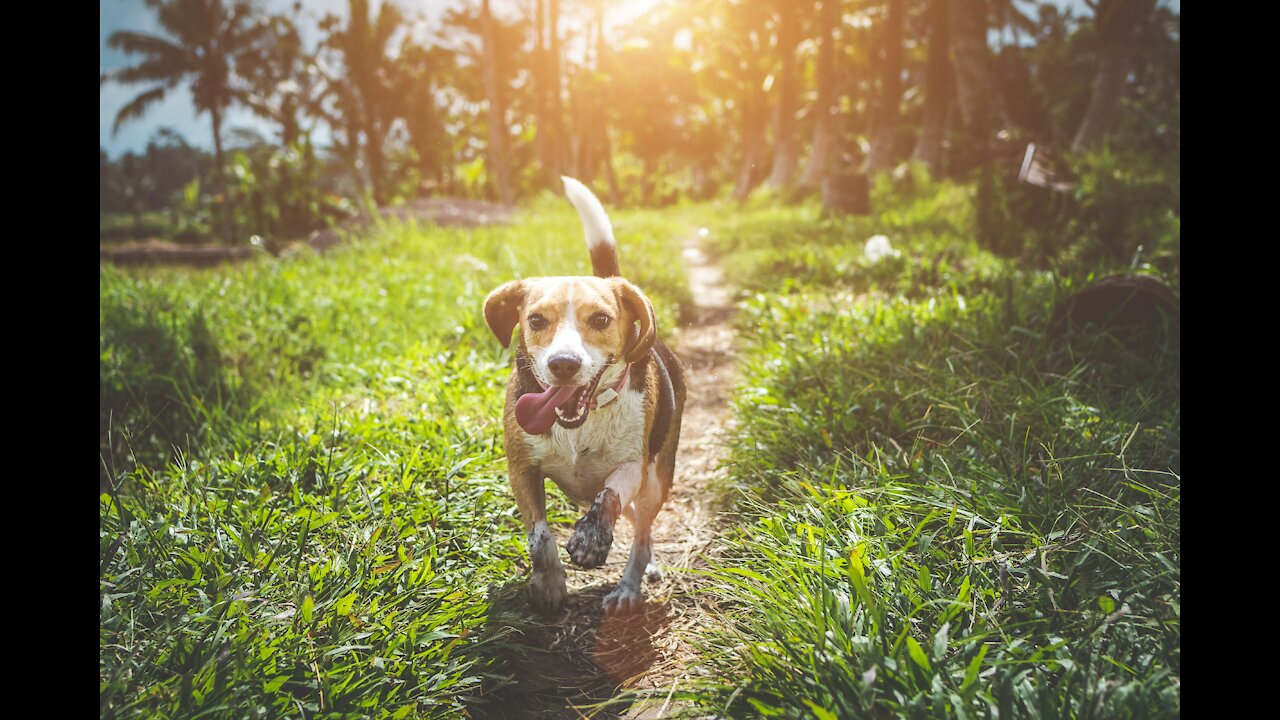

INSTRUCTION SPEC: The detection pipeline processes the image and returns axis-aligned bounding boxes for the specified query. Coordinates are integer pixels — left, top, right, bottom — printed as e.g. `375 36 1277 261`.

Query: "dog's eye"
527 313 548 330
589 313 611 330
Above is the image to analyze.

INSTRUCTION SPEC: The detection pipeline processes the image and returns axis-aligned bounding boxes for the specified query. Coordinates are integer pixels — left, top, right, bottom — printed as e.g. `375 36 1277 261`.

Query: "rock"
307 228 342 253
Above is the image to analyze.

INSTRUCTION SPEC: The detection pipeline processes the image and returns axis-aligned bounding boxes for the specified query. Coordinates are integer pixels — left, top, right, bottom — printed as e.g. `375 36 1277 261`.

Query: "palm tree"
237 12 322 148
317 0 407 206
1071 0 1158 151
102 0 261 242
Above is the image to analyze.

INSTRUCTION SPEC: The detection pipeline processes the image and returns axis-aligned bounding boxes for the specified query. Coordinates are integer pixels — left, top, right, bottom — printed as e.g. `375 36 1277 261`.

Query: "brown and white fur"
483 177 686 616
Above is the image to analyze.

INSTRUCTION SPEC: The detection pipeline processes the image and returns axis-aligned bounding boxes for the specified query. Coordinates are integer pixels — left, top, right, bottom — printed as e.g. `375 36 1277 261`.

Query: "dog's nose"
547 354 582 381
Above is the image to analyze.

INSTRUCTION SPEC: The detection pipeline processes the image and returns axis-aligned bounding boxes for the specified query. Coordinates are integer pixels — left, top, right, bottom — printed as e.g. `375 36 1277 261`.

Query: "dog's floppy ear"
483 280 526 348
613 279 656 364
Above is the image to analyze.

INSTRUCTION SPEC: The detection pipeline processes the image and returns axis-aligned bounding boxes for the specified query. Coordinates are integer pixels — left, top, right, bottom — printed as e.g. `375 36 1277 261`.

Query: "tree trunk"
867 0 905 172
600 125 620 205
912 0 951 174
950 0 993 170
482 0 514 203
950 0 998 247
950 0 986 135
210 105 234 244
547 0 567 177
577 1 605 185
799 0 839 191
341 117 366 200
734 89 768 201
532 0 550 185
365 118 385 206
1071 0 1157 152
763 2 799 191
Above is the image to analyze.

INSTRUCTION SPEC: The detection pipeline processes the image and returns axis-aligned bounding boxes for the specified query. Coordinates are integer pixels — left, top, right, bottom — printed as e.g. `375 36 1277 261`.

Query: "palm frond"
105 30 188 63
156 0 216 46
110 57 193 86
112 86 169 135
374 2 406 50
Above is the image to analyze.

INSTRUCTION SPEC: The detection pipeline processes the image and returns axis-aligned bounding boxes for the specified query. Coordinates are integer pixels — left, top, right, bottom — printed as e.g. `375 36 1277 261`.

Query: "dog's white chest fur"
524 387 645 506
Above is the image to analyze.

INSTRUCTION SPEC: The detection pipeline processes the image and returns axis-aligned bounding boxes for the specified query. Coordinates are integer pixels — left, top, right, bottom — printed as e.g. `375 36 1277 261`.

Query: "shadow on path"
472 583 673 719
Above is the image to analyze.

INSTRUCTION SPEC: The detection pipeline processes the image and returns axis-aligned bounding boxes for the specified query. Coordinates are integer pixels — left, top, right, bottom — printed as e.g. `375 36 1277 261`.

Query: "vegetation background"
100 0 1179 717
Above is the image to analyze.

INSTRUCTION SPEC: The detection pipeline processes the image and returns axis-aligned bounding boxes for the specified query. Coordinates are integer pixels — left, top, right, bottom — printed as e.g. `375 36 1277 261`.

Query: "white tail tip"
561 176 615 249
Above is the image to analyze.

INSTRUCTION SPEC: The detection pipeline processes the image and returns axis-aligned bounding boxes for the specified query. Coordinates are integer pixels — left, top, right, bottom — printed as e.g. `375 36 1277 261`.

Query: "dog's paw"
644 562 663 583
567 516 613 568
528 570 568 615
566 489 620 569
602 581 644 616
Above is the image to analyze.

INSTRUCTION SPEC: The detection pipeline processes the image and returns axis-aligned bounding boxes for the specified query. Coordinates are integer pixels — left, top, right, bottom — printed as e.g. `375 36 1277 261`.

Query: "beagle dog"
483 177 686 616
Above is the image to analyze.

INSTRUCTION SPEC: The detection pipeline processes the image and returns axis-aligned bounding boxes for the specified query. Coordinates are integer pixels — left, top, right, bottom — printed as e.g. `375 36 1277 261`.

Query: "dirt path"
475 235 737 719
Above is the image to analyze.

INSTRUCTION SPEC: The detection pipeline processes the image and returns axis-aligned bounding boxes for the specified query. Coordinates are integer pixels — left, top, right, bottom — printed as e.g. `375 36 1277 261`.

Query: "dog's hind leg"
603 464 663 615
566 461 640 568
513 467 567 614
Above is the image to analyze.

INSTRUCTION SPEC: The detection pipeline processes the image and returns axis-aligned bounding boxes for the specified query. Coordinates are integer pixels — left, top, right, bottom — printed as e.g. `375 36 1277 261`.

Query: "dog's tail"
562 176 620 278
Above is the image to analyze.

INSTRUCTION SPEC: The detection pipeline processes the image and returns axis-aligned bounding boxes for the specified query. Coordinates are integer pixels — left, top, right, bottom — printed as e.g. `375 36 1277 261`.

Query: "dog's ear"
483 280 526 348
613 279 656 364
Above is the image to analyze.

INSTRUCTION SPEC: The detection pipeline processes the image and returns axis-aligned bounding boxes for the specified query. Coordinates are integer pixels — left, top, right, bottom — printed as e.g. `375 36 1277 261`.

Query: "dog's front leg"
566 461 641 568
512 467 567 614
603 464 662 615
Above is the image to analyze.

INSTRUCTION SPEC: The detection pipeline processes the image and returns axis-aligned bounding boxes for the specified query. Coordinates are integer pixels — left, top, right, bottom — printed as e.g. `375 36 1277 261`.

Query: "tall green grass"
680 183 1179 717
100 201 693 718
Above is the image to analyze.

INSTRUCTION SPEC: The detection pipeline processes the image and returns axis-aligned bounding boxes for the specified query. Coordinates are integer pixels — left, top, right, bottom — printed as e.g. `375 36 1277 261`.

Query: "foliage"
1065 148 1180 268
172 179 214 242
225 136 357 244
101 130 211 240
102 0 1178 269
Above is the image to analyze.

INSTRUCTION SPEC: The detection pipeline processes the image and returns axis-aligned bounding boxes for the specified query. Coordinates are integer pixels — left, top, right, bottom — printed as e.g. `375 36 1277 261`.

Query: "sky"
100 0 1177 159
101 0 354 157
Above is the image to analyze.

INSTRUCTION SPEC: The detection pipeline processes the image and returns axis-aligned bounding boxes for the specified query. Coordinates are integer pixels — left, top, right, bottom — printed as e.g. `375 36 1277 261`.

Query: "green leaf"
335 592 357 616
301 595 314 623
803 700 838 720
264 676 288 693
956 575 971 605
962 644 989 690
907 636 931 672
1098 596 1115 613
848 547 874 609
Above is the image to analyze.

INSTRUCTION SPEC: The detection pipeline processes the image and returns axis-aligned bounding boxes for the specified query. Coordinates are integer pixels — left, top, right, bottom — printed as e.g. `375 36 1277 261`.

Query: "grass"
670 175 1180 717
99 198 694 719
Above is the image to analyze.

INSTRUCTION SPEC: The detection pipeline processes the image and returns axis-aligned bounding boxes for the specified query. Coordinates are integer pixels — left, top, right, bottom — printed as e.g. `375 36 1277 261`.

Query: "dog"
483 177 686 616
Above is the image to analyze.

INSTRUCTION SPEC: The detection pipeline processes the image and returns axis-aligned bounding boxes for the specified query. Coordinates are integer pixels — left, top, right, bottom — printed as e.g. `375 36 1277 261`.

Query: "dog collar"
591 364 631 409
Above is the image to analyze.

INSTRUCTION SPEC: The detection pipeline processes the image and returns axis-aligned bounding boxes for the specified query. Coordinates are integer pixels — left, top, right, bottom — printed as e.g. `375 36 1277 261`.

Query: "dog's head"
483 275 655 388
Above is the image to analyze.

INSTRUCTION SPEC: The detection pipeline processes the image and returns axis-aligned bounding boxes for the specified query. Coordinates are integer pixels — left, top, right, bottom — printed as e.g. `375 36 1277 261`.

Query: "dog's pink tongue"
515 384 579 435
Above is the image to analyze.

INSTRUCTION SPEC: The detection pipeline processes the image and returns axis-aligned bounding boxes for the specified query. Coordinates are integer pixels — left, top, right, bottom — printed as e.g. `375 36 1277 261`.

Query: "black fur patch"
590 243 621 278
629 347 649 393
514 345 542 399
647 341 685 461
566 488 620 568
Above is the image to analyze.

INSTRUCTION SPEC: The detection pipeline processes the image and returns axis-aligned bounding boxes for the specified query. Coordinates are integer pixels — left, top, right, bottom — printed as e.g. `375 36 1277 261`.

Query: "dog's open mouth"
552 364 610 429
514 364 611 434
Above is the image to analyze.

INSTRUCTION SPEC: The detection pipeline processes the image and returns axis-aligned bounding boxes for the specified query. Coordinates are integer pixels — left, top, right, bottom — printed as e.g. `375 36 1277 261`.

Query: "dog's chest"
524 388 645 505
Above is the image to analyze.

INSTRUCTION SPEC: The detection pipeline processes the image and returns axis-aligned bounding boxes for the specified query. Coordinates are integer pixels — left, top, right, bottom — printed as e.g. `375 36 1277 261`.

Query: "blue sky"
100 0 1177 158
101 0 351 157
